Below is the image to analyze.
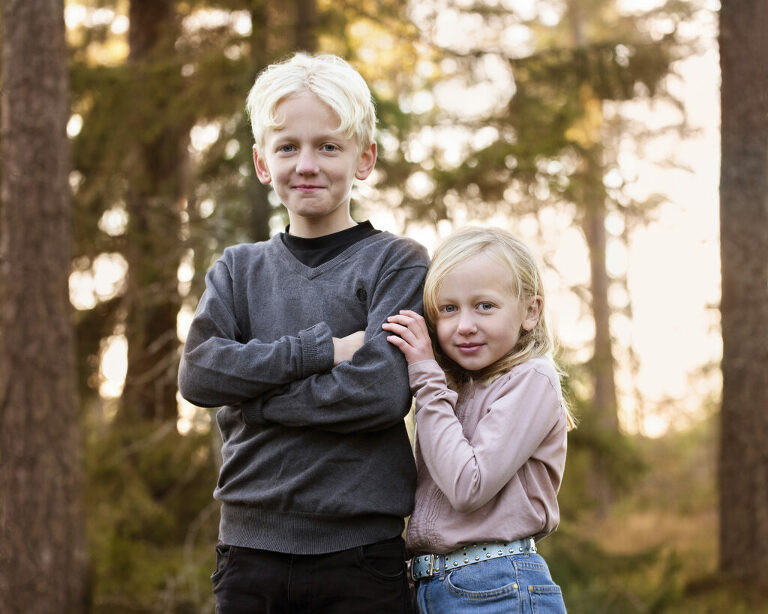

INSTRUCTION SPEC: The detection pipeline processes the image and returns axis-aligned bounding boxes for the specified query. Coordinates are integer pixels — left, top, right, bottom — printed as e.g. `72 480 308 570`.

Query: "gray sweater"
178 231 429 554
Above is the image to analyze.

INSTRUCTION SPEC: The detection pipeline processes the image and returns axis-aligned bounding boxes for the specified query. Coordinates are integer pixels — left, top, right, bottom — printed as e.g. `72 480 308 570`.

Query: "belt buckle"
425 553 437 576
412 554 437 582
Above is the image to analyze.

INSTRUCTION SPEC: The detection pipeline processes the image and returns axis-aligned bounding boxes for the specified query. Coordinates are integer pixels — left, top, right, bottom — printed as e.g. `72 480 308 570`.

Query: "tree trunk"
580 149 620 511
121 0 186 422
248 0 274 242
0 0 88 611
295 0 318 52
583 194 619 432
718 0 768 580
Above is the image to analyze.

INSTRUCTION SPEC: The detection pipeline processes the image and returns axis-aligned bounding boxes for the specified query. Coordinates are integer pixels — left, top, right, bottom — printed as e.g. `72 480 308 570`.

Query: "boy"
178 53 428 613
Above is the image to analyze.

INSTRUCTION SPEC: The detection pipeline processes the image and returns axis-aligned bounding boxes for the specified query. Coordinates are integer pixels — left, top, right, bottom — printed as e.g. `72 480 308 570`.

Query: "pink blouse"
405 357 568 555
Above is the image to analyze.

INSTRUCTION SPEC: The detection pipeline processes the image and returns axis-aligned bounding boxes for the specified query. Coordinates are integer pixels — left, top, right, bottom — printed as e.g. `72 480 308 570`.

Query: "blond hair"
424 227 576 429
246 53 376 152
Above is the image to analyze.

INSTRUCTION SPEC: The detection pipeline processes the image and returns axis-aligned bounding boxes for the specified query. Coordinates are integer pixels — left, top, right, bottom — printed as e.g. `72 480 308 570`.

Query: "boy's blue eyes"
276 143 339 153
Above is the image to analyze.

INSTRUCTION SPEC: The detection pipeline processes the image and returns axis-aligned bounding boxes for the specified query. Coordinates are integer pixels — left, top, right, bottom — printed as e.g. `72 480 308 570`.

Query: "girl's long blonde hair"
424 227 576 430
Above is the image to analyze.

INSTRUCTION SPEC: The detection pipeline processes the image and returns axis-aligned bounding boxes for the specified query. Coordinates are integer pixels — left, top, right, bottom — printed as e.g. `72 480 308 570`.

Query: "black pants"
212 536 414 614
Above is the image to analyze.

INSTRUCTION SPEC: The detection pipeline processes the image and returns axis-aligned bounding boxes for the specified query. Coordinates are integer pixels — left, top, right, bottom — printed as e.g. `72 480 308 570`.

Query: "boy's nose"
296 150 319 174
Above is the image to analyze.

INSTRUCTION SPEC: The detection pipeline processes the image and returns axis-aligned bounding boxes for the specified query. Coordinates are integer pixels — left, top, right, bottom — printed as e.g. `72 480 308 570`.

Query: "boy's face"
253 91 377 238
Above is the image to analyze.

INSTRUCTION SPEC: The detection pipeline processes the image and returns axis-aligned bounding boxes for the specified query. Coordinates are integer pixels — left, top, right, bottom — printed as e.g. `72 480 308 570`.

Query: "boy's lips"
293 184 324 192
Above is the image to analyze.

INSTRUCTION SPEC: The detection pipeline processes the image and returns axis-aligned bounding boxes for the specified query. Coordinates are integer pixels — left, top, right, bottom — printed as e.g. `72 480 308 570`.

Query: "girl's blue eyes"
439 303 495 314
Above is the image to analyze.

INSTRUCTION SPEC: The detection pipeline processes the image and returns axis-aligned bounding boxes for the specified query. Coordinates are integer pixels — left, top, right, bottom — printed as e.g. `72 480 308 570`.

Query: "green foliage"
85 421 219 613
544 529 684 613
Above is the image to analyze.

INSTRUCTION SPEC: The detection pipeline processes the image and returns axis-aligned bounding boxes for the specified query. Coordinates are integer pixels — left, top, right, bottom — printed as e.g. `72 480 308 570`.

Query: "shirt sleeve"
177 258 334 408
410 361 563 513
239 260 428 434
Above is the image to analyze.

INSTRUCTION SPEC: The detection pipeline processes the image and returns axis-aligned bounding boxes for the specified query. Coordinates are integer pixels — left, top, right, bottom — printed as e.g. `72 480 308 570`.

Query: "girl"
383 227 576 614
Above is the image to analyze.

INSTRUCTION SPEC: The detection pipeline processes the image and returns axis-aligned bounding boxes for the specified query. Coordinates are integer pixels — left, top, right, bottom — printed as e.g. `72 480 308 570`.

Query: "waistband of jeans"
411 538 537 582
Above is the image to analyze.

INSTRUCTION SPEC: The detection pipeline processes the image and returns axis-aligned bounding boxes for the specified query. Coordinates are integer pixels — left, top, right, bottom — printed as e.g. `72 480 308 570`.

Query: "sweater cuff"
299 322 334 377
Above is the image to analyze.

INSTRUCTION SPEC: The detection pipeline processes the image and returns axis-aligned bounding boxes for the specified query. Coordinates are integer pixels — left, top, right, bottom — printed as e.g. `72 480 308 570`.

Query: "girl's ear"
253 145 272 184
522 296 543 331
355 142 377 180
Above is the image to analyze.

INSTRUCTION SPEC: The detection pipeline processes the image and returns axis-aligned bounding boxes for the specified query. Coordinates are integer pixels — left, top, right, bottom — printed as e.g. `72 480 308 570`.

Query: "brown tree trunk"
249 0 274 242
121 0 186 422
584 195 619 432
580 150 620 511
295 0 318 52
718 0 768 580
0 0 88 611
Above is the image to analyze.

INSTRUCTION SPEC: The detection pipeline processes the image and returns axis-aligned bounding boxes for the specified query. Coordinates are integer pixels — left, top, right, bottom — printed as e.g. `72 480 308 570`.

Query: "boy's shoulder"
356 231 429 267
217 235 280 264
217 231 428 272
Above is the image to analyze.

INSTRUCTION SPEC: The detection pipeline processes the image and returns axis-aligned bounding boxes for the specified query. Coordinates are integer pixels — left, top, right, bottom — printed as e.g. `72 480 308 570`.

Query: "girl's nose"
457 313 477 335
296 150 319 174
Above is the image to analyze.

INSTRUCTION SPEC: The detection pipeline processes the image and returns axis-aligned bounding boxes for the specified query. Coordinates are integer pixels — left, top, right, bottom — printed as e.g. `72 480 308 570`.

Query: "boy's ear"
354 142 377 180
253 145 272 184
522 296 543 331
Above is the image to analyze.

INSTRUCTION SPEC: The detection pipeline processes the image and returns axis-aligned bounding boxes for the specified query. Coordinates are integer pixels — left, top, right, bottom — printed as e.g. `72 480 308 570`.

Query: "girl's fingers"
382 322 415 341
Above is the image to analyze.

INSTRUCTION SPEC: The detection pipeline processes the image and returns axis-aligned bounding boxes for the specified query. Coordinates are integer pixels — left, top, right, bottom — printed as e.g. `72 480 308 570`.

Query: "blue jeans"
415 553 566 614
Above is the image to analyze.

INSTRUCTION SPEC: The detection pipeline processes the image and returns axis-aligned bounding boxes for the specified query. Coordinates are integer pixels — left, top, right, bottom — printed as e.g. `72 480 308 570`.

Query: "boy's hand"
332 330 366 365
382 310 435 365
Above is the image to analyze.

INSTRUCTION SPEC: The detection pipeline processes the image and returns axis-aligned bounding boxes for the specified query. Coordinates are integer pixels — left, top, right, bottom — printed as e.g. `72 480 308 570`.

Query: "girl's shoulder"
494 357 562 397
509 356 558 380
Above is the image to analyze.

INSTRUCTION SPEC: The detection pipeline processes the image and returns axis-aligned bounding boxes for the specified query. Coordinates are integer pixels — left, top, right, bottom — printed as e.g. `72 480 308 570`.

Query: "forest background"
1 0 767 613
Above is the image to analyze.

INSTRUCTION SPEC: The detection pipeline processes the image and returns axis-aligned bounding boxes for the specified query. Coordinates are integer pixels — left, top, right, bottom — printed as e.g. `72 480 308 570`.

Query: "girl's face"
434 252 542 373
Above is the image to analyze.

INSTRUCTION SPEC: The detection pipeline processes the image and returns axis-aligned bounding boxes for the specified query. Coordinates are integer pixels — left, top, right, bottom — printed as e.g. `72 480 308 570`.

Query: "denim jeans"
414 553 566 614
212 535 413 613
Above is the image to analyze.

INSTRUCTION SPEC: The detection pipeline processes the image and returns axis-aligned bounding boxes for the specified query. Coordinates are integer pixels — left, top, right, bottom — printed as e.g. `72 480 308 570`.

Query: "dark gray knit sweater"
178 231 429 554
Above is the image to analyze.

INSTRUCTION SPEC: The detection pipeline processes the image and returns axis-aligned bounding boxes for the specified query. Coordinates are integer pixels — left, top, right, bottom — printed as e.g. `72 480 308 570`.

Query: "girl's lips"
294 184 324 192
456 343 483 354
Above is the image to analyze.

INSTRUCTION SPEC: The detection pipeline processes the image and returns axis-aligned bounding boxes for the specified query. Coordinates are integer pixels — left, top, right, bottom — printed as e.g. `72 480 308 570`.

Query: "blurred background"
2 0 767 612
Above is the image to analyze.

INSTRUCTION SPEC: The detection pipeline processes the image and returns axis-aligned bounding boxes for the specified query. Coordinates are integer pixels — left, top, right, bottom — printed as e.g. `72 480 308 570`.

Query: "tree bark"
583 193 619 432
295 0 318 52
718 0 768 579
121 0 186 422
248 0 274 242
0 0 88 611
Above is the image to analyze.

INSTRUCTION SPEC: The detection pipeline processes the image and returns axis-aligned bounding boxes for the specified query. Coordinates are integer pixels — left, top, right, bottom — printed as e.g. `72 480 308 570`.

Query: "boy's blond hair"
424 227 576 429
246 53 376 152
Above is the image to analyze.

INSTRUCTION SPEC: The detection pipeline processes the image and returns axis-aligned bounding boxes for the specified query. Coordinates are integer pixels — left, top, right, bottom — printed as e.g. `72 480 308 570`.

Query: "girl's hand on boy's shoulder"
382 310 435 365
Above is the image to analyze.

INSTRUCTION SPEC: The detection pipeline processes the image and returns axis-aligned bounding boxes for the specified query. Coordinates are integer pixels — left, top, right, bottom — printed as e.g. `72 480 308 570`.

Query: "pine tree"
718 0 768 580
0 0 88 610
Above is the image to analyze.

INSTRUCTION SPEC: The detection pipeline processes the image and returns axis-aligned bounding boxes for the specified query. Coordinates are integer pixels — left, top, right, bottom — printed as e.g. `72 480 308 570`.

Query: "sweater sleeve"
240 253 428 434
410 360 563 513
177 257 334 408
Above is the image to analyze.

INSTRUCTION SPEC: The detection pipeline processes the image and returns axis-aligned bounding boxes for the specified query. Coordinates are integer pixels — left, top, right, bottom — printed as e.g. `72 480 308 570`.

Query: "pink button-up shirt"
405 357 568 555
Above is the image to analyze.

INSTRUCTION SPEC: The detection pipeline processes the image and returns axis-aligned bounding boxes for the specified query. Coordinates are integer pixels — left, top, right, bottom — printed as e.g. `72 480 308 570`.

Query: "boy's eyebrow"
271 125 345 140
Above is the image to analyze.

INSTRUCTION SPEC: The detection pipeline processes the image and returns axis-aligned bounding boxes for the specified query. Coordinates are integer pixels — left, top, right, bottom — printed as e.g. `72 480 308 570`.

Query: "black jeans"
212 535 414 614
